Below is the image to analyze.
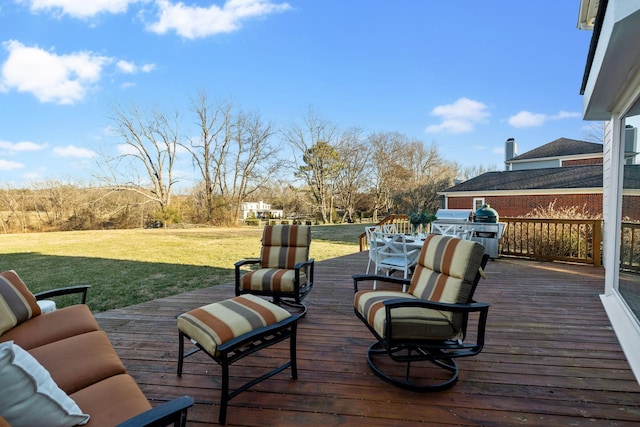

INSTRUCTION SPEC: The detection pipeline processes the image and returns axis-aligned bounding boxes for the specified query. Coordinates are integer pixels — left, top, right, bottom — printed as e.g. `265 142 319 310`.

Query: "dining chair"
382 223 397 234
371 232 420 290
365 226 381 274
432 223 471 240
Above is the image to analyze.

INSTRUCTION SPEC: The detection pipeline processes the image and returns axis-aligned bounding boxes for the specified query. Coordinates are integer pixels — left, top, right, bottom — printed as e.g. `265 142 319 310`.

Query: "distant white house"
241 201 283 220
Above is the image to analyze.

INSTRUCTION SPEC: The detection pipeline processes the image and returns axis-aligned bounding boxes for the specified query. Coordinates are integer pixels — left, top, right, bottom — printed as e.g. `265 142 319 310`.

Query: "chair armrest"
234 258 261 268
34 285 91 305
116 396 194 427
235 258 261 296
352 274 410 292
294 258 314 270
383 298 490 314
382 299 491 351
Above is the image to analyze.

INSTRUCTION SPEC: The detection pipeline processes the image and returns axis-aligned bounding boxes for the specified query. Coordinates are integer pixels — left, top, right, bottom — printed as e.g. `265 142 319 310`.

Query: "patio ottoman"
176 294 299 425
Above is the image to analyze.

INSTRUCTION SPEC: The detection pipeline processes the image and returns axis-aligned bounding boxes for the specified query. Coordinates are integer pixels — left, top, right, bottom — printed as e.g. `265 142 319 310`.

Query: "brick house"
439 137 640 220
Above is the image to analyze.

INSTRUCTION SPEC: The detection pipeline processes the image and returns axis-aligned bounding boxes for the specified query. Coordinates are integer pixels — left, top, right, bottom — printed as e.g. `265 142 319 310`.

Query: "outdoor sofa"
0 270 193 426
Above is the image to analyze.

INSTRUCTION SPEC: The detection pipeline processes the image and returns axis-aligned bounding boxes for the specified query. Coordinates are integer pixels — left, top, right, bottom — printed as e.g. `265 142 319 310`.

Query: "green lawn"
0 224 371 312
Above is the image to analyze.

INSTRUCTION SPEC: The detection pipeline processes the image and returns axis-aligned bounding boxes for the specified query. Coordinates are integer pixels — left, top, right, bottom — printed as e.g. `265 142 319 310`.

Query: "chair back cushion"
0 271 41 335
260 225 311 269
408 235 485 304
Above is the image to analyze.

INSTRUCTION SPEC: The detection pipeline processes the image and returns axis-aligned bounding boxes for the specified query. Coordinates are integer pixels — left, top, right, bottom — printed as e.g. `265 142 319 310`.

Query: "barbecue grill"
433 208 505 258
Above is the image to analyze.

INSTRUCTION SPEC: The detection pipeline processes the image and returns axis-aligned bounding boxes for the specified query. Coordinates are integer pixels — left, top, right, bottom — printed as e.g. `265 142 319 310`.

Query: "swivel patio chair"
235 224 314 315
353 234 489 391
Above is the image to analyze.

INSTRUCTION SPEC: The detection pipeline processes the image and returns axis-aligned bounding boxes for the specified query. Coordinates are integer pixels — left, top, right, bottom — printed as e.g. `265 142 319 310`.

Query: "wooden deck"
95 253 640 426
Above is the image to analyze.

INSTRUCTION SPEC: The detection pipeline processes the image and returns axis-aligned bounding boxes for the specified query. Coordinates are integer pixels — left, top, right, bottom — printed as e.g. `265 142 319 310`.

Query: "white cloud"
19 0 140 19
425 98 490 134
508 111 546 128
0 159 24 171
0 40 111 105
116 60 156 74
140 63 156 73
53 145 97 158
0 140 47 152
552 110 581 120
147 0 292 39
508 110 581 128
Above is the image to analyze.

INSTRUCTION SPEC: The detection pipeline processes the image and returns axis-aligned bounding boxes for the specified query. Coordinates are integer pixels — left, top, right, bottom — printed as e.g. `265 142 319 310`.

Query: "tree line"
0 92 495 233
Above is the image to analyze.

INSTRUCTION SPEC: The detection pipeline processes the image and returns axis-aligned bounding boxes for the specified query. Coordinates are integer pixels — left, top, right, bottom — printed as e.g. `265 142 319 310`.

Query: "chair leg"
177 331 184 376
290 321 298 379
219 360 230 425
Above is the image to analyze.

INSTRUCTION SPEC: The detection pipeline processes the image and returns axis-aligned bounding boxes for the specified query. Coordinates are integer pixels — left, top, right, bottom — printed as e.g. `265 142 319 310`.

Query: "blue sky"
0 1 594 187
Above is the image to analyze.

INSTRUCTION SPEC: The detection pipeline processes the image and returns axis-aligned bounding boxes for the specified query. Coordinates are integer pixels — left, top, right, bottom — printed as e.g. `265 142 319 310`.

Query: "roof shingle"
509 138 603 162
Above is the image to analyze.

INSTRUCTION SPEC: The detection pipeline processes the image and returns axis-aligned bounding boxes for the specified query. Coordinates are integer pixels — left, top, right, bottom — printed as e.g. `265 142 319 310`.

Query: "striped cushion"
354 290 457 340
240 268 307 293
0 271 41 335
177 294 292 356
260 225 310 269
409 235 485 304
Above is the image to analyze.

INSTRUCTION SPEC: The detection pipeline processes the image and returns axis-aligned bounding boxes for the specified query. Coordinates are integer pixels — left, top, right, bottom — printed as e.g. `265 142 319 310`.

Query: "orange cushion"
0 305 99 350
29 331 126 395
71 374 151 426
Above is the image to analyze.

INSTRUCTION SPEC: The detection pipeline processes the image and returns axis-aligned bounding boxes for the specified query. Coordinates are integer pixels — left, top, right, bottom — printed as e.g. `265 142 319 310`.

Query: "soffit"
582 2 640 119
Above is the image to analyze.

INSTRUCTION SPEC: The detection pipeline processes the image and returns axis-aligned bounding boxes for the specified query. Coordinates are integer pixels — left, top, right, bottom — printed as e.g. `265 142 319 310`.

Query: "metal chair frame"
177 315 299 425
353 253 489 391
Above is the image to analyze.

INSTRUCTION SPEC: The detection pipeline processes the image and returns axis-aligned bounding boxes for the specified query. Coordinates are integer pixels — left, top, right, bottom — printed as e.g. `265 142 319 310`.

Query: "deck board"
95 253 640 426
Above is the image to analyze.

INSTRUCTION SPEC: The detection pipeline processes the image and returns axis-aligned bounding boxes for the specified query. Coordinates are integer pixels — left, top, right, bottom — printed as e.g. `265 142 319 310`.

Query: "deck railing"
500 217 602 266
359 215 604 266
621 221 640 272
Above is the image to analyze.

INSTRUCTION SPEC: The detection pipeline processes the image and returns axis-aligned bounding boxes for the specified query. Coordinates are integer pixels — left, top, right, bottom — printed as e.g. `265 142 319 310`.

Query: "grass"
0 224 372 312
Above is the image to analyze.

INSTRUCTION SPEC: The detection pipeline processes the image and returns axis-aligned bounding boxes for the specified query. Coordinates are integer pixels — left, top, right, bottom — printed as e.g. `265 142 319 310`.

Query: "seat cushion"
240 268 307 293
0 270 41 335
70 374 151 426
0 305 100 350
355 290 457 341
28 331 126 395
409 235 485 304
177 294 292 356
261 225 310 269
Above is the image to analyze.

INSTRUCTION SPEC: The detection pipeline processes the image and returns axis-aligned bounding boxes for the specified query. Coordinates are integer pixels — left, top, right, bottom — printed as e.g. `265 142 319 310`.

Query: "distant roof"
443 164 640 193
444 165 601 192
509 138 603 162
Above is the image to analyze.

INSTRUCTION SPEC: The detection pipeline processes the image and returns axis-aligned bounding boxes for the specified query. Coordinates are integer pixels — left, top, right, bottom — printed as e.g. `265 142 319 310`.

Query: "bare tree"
458 163 498 182
334 128 370 222
184 93 280 224
367 131 411 220
284 109 340 223
395 141 449 213
0 184 29 233
106 104 181 224
583 121 605 143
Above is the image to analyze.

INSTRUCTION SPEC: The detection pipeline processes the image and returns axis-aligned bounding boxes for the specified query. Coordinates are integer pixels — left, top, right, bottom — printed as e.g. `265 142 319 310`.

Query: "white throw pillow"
0 341 90 427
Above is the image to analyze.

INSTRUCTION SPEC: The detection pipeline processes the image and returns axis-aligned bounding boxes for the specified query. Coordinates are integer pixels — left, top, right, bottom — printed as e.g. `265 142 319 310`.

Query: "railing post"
594 219 602 267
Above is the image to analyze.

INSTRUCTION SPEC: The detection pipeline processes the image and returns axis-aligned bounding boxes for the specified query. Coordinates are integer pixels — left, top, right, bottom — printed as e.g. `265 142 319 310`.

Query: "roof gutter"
580 0 608 95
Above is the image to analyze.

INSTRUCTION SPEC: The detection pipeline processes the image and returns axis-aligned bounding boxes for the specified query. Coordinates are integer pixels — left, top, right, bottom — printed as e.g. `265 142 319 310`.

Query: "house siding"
623 195 640 220
563 157 603 166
